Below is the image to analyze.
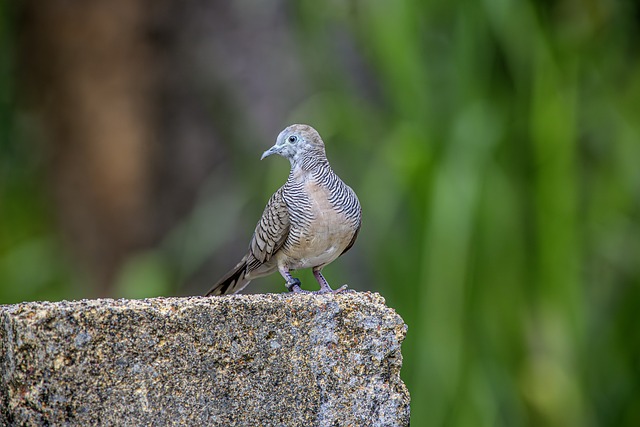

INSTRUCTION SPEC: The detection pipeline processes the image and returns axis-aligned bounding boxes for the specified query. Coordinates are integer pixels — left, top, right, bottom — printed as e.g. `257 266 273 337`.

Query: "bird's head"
261 124 326 167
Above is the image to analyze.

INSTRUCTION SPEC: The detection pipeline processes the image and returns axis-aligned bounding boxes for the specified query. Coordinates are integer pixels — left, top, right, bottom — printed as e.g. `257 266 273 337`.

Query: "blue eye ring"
288 135 298 143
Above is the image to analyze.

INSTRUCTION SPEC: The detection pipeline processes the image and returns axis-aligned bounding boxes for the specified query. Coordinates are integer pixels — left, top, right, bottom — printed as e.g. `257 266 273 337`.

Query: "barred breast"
279 166 361 270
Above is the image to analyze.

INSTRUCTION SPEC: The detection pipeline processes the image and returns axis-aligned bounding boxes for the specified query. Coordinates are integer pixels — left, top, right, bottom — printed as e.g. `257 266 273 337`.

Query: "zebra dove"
206 124 361 296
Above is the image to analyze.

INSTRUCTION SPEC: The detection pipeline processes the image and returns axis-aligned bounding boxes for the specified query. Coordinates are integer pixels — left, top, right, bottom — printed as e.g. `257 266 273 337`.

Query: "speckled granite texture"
0 292 409 426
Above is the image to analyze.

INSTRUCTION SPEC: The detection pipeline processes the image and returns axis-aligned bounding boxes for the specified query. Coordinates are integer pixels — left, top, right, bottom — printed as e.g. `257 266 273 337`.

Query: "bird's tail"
206 258 251 296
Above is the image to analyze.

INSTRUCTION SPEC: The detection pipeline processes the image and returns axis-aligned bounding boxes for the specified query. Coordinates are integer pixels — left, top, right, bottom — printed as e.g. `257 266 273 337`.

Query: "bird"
206 124 361 296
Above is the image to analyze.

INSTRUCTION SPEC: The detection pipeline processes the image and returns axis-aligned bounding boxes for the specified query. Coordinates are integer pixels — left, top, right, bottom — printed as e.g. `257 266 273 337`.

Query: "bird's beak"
260 145 279 160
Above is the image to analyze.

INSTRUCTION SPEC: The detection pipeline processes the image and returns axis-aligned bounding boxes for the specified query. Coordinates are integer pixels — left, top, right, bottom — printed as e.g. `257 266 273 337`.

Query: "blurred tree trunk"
20 0 158 296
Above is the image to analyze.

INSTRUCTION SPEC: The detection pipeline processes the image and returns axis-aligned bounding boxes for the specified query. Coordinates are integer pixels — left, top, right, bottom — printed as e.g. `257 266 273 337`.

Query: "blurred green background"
2 0 639 426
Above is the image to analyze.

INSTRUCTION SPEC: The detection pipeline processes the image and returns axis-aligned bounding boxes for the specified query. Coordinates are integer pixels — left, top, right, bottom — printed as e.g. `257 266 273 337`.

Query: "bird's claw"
333 284 349 293
287 280 349 295
315 284 348 294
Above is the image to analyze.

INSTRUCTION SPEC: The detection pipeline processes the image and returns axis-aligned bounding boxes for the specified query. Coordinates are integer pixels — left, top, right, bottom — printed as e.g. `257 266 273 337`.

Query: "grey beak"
260 145 279 160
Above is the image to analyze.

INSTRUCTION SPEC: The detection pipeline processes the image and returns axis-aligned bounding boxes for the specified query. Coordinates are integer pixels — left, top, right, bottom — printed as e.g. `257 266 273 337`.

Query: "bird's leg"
312 268 348 294
277 266 309 293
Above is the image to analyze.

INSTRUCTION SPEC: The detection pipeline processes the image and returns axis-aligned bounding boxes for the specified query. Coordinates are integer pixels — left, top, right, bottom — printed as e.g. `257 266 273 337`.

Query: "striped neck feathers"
289 147 330 172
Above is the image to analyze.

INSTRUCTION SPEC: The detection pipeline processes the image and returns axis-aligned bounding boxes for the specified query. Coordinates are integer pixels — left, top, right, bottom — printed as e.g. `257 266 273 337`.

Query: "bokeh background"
2 1 639 426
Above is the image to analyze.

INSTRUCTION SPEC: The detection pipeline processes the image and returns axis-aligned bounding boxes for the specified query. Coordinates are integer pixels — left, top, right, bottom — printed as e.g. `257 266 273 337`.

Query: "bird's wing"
340 187 361 257
340 219 361 256
248 187 290 266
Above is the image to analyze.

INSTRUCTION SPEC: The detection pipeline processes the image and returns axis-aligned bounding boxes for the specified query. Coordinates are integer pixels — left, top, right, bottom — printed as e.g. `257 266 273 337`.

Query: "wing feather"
248 188 290 266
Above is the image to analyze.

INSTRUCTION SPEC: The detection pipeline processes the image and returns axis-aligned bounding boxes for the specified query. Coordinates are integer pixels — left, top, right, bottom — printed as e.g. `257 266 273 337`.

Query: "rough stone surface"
0 292 409 426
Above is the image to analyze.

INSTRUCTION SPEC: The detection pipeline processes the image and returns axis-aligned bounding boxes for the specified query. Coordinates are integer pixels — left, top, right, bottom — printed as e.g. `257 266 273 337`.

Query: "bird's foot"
287 279 349 295
316 284 349 294
286 278 311 294
333 284 349 293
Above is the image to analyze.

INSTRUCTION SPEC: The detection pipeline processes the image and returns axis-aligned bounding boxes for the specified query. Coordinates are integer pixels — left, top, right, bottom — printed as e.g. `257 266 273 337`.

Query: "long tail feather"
206 259 250 296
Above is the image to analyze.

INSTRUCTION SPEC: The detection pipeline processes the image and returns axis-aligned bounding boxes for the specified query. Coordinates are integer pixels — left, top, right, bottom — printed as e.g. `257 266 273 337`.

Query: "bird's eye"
288 135 298 143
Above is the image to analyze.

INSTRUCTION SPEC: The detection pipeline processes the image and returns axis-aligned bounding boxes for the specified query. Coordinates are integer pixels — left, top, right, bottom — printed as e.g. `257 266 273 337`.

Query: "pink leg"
277 266 309 293
312 268 348 293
